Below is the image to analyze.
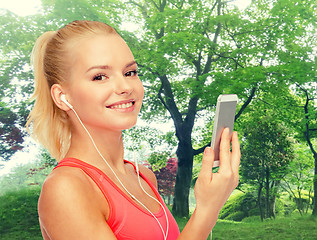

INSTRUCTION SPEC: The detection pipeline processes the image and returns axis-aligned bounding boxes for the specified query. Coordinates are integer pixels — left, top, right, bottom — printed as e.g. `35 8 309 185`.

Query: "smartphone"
211 94 238 167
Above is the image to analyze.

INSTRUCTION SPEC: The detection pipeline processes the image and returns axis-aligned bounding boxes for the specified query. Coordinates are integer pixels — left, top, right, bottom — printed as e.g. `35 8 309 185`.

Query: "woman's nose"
114 75 133 95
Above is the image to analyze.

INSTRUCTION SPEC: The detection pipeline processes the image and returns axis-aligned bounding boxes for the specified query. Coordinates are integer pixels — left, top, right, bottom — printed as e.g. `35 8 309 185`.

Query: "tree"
240 112 294 220
0 11 42 160
123 0 317 217
0 101 24 161
292 84 317 215
1 0 316 218
281 143 314 215
148 156 177 204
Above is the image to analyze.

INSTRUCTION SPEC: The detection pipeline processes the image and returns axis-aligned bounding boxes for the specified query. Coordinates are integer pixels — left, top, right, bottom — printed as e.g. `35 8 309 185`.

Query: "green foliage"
239 110 295 219
212 214 317 239
147 151 170 171
0 187 42 239
281 142 315 214
225 211 245 222
0 102 24 161
1 0 316 217
0 151 54 196
219 191 258 221
240 108 294 183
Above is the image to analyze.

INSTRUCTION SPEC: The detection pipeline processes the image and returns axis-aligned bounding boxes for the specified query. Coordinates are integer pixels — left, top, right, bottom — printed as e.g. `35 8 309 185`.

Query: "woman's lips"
106 99 136 111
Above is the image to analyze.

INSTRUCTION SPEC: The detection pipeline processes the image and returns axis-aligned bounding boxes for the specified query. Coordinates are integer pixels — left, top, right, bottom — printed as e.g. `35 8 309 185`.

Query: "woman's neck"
65 126 126 172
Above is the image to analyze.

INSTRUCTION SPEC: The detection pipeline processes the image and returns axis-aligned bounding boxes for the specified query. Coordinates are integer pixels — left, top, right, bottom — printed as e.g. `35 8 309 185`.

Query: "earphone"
60 94 169 239
60 94 73 109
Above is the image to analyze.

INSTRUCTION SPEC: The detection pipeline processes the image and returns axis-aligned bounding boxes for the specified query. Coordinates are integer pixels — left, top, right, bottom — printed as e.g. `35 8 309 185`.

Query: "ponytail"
26 31 70 161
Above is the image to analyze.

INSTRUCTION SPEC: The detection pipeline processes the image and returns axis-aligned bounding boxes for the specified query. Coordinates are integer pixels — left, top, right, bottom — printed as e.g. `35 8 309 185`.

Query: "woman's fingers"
219 128 231 170
198 147 215 181
231 131 241 174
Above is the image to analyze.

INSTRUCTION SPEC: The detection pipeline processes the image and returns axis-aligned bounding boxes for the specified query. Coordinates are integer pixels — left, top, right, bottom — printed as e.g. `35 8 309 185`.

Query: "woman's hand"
194 128 240 225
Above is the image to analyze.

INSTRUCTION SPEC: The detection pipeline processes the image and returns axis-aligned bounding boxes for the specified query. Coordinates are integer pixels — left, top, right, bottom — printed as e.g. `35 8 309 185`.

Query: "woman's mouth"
109 102 134 109
106 100 135 111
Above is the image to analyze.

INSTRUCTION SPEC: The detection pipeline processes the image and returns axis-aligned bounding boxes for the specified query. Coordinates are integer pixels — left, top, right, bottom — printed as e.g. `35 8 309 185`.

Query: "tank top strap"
54 158 113 204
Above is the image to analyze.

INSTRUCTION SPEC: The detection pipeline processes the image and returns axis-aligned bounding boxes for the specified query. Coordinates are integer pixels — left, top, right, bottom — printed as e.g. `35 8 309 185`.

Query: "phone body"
211 94 238 167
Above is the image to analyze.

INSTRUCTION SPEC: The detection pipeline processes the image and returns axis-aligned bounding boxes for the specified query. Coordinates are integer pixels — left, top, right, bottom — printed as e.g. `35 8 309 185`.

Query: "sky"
0 0 251 176
0 0 42 16
0 0 251 16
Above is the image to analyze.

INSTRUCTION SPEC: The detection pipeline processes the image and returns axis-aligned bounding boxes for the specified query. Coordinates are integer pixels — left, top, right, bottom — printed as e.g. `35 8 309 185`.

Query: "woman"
27 20 240 240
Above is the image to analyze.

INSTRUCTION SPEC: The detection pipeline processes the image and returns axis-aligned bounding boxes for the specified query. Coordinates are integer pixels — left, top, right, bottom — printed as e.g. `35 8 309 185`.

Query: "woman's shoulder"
44 165 89 190
39 166 93 208
39 167 107 224
38 166 115 239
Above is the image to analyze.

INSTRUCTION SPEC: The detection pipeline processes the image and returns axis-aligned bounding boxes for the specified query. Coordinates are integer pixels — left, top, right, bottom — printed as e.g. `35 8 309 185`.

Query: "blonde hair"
26 20 118 161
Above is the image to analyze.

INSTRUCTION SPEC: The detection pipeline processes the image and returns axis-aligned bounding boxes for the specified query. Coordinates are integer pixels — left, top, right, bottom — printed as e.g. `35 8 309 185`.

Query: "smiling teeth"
110 102 133 109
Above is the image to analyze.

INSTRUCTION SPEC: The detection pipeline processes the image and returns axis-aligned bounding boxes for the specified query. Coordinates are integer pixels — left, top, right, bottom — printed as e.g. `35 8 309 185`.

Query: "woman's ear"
51 84 71 111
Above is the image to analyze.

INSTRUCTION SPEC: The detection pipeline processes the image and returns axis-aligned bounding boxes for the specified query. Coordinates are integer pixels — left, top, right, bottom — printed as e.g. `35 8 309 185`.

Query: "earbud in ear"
60 94 73 109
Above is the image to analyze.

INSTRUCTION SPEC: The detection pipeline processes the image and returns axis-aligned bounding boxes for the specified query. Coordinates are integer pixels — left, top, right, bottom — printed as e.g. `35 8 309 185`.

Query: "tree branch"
157 84 169 111
127 0 149 19
297 83 317 159
215 52 245 69
149 0 159 10
235 86 257 120
193 85 257 155
184 96 198 130
159 75 183 125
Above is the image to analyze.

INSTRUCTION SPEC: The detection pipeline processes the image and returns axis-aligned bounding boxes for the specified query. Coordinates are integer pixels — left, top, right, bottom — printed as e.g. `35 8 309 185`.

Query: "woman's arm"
38 167 117 240
178 128 241 239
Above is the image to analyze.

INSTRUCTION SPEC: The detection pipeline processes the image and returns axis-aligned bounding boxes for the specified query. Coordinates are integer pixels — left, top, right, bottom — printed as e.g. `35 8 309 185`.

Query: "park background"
0 0 316 239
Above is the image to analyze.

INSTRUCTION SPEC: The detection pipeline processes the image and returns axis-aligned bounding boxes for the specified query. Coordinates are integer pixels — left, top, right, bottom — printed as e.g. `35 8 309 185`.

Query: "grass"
209 215 316 240
0 187 42 240
1 188 317 239
171 210 317 239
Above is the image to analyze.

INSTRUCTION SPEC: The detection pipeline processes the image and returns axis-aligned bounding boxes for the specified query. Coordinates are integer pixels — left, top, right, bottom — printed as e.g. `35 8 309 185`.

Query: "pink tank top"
54 158 180 240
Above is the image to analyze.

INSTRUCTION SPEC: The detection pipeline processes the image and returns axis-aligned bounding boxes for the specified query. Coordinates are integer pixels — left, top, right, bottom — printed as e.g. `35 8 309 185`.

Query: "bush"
241 215 261 223
0 158 53 196
279 191 297 216
226 211 245 221
0 187 42 238
219 191 258 221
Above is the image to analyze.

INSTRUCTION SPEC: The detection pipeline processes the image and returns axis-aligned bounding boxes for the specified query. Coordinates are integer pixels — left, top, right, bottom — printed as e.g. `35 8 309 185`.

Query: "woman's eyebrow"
86 65 111 73
86 61 137 73
126 60 137 68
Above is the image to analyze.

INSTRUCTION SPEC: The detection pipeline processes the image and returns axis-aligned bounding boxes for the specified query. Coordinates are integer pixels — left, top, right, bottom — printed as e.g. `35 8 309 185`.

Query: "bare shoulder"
39 167 91 210
38 167 116 239
38 167 96 225
138 164 158 188
41 166 88 192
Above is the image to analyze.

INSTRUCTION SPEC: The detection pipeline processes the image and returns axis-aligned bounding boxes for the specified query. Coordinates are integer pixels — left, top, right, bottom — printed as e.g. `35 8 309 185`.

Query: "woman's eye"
93 74 108 81
125 70 138 77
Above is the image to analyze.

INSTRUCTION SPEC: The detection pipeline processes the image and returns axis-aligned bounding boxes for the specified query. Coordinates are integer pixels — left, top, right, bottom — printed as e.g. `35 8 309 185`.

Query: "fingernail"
205 147 211 154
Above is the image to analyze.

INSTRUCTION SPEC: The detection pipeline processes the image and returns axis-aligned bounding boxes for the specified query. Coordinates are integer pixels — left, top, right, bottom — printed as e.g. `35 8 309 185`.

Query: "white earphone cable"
69 105 169 240
132 148 170 239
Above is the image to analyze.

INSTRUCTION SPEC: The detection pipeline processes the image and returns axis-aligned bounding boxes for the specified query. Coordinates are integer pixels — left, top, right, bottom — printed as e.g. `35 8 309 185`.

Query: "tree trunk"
258 182 264 221
299 85 317 216
304 118 317 216
313 157 317 216
172 140 194 217
270 193 277 219
265 167 270 219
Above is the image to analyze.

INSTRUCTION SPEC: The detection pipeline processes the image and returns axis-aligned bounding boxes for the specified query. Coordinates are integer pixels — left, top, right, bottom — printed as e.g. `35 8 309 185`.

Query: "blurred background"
0 0 316 239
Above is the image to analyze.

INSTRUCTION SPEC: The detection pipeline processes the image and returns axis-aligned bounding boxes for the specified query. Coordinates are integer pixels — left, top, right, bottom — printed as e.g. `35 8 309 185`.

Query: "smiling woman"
25 20 240 240
0 0 41 16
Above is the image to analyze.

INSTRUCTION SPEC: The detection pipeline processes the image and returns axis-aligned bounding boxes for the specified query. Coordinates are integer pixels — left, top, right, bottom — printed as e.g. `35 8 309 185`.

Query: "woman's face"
65 33 144 132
